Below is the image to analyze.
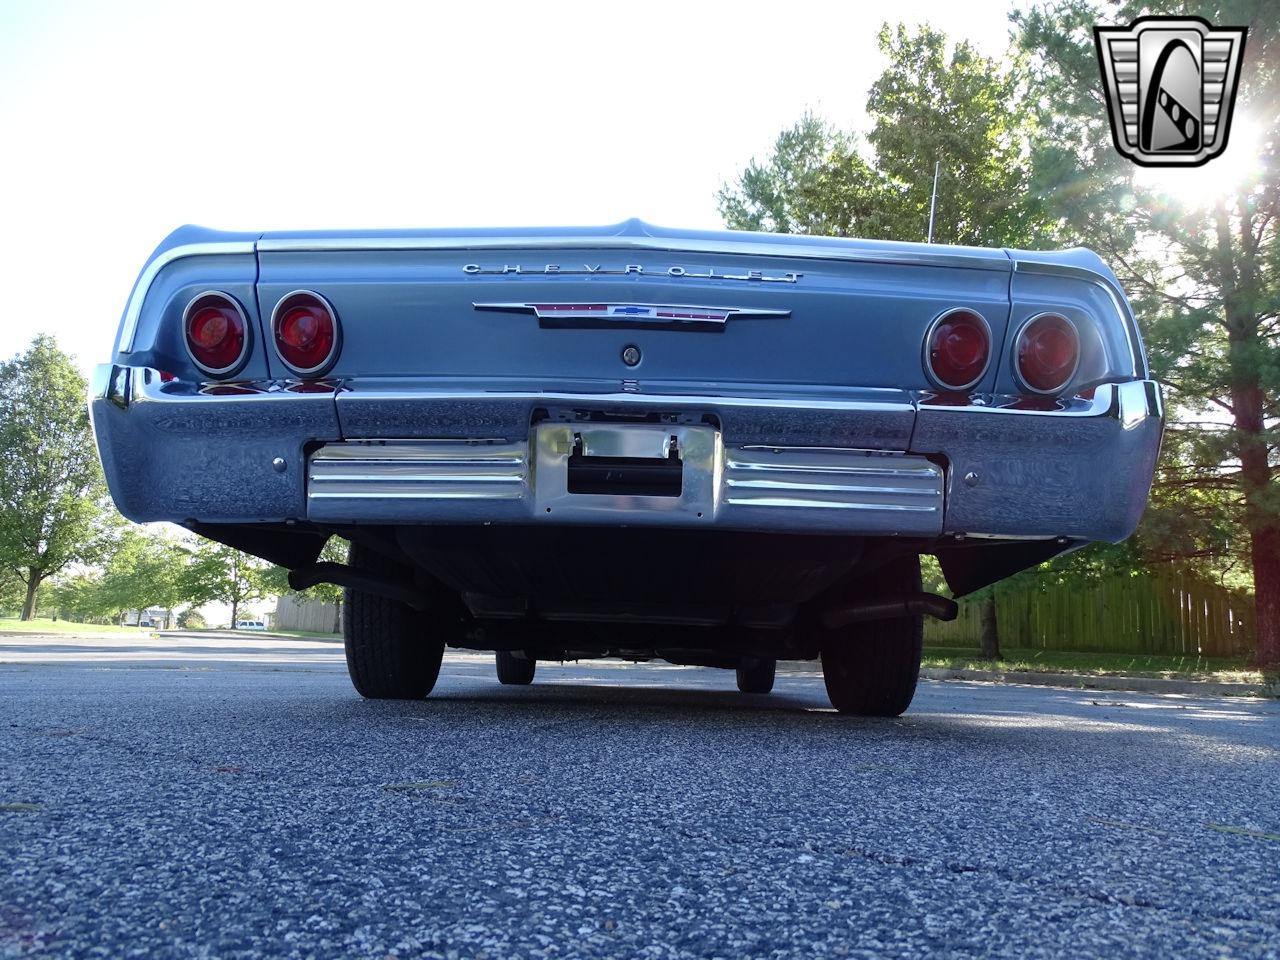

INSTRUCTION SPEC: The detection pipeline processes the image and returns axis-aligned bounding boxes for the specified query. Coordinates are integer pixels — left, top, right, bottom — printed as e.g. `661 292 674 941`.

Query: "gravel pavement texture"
2 633 1278 959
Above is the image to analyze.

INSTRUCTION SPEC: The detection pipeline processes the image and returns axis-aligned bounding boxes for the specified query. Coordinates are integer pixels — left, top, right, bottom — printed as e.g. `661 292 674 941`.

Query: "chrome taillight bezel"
182 290 252 379
270 290 341 378
1012 312 1082 396
922 307 993 393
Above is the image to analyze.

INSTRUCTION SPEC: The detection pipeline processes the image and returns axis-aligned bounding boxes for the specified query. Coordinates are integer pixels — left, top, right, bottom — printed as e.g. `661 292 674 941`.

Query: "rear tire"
496 650 536 685
342 543 445 700
736 657 776 694
820 556 924 716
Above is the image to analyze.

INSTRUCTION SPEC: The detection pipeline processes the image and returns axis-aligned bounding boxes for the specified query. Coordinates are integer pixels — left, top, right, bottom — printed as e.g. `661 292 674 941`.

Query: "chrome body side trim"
118 241 257 353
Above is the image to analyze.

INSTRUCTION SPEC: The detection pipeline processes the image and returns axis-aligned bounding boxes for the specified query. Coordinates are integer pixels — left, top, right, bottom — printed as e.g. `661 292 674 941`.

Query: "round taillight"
271 291 340 377
183 292 249 377
924 309 991 391
1015 313 1080 395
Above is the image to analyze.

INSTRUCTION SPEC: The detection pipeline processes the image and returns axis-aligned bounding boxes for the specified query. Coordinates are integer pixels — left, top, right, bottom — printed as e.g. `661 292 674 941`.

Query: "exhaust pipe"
822 593 958 630
288 562 429 611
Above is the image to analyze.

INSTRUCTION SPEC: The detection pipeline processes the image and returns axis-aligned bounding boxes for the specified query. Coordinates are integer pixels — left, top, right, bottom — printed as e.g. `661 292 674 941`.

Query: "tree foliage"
177 608 206 629
98 528 193 624
0 336 113 619
1012 0 1280 666
44 528 217 626
719 26 1055 248
182 542 278 629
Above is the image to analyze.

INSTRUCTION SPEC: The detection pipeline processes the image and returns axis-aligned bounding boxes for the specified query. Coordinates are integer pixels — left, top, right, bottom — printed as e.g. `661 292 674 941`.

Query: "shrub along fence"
925 572 1255 658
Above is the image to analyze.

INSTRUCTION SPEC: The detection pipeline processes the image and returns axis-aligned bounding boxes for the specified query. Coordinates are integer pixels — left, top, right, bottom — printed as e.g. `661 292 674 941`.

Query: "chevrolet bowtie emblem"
1094 15 1247 167
472 302 790 329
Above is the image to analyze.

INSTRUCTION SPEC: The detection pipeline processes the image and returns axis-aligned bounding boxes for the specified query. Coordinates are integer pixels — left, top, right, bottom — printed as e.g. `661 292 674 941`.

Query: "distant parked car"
236 620 266 631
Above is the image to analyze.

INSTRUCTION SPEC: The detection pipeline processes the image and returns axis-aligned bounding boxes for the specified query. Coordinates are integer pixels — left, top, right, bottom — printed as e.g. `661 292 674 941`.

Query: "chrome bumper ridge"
306 425 946 536
89 366 1162 543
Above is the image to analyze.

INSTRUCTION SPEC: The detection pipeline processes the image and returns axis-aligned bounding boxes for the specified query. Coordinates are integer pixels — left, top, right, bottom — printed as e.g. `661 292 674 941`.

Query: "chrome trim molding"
1011 259 1144 378
339 387 913 415
472 301 790 328
1010 312 1083 397
921 307 994 393
723 447 942 515
305 429 945 536
181 290 253 379
257 234 1013 272
269 289 342 377
912 379 1162 420
309 440 527 503
118 241 256 353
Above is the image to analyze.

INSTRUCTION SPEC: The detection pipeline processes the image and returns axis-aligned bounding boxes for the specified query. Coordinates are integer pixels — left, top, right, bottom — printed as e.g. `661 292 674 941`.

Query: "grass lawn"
0 617 147 635
165 626 340 641
923 645 1264 683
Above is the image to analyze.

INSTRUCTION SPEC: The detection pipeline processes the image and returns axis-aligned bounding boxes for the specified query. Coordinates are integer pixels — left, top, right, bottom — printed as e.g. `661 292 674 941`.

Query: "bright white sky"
0 0 1023 370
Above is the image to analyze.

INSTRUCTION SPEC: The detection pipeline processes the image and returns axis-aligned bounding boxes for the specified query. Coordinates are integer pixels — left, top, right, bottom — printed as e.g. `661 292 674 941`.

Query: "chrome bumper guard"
306 424 945 536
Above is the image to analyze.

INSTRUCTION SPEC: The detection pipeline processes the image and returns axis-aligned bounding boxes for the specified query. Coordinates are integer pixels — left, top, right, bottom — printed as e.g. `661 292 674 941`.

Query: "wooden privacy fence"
275 594 342 634
926 573 1255 657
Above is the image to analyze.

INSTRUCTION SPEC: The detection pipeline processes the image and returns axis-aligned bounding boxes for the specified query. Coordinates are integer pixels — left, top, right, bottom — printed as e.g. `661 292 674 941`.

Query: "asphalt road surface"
2 633 1278 959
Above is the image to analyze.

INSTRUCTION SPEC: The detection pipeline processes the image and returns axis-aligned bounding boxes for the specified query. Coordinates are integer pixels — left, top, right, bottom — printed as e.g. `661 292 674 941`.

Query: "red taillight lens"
272 291 339 376
1016 313 1079 394
925 309 990 391
184 293 248 376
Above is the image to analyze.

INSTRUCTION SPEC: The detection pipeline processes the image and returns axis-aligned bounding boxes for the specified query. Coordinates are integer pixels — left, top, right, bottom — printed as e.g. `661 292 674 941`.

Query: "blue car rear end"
90 219 1162 714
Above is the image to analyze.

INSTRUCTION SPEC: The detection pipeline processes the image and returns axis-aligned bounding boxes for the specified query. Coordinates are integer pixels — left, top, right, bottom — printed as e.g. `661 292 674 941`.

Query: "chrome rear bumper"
306 425 945 535
89 366 1162 544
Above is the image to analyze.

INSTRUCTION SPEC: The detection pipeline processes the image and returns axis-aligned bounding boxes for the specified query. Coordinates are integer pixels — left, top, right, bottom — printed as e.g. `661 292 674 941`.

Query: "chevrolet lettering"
462 263 803 282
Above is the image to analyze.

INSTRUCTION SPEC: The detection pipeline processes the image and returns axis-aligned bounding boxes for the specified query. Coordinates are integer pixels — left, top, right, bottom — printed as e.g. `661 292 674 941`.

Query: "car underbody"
193 518 1069 661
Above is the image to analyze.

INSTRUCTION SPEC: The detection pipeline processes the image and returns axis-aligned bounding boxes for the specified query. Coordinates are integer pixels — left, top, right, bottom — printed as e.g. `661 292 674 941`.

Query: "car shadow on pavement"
322 676 1280 759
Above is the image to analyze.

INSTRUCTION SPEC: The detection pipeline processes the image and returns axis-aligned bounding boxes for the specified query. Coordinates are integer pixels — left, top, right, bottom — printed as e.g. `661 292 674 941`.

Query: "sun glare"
1133 112 1267 207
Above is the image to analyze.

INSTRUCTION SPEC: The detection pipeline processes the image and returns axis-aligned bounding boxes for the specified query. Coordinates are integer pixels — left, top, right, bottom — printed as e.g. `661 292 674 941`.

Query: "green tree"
98 529 194 628
719 26 1055 248
176 608 206 630
0 569 23 616
717 113 900 238
48 572 116 624
1013 0 1280 668
0 336 112 620
182 542 276 629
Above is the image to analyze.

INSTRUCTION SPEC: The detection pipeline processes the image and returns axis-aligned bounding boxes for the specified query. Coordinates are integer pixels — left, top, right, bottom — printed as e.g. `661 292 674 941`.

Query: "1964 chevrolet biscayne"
90 220 1162 715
